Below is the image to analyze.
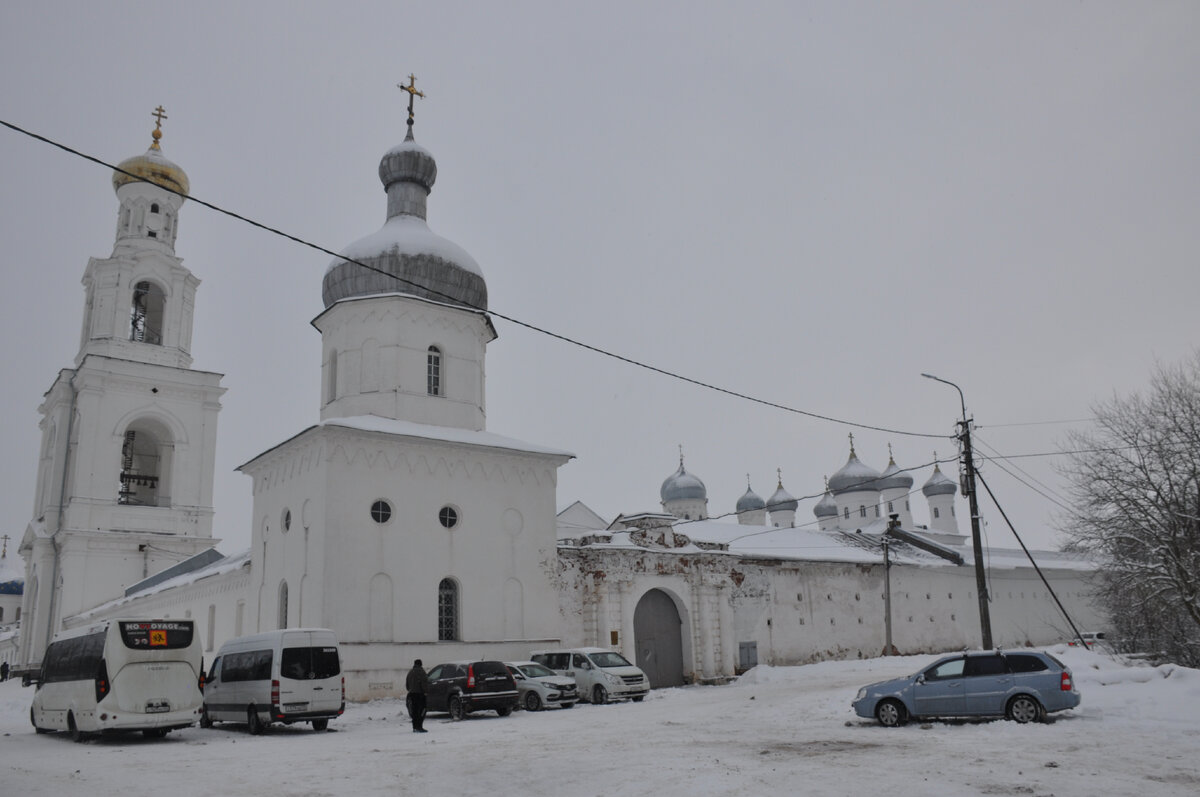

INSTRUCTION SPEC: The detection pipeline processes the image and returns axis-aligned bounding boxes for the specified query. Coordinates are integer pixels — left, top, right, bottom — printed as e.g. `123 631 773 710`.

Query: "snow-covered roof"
72 549 250 622
327 214 482 279
561 514 1097 571
240 415 574 471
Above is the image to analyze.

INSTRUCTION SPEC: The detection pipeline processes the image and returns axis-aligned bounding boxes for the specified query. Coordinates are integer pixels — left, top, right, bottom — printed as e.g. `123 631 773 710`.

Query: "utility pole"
882 517 896 656
922 373 993 650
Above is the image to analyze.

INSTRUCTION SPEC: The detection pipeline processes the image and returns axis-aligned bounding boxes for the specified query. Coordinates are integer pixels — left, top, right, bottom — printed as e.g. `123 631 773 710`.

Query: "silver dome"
661 463 707 503
767 482 798 512
736 485 766 512
876 458 914 491
829 451 881 495
322 134 487 311
922 463 958 497
813 489 838 518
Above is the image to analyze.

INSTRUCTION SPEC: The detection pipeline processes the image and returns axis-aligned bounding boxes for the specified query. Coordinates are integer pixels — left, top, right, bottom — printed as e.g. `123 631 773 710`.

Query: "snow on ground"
2 646 1198 796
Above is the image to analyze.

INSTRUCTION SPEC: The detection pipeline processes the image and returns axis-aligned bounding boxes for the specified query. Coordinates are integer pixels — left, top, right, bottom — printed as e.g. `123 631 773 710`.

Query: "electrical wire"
973 435 1077 515
0 118 947 440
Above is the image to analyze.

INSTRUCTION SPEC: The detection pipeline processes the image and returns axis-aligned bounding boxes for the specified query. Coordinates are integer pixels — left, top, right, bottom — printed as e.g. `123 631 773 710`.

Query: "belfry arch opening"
130 280 166 345
117 417 173 506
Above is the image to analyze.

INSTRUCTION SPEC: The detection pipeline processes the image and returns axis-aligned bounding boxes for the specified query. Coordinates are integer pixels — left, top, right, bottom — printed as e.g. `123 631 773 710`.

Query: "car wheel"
247 706 265 735
524 691 542 711
631 696 645 703
876 699 906 728
592 685 609 705
311 718 329 731
142 728 169 739
1007 695 1042 724
496 705 512 717
448 695 466 721
561 702 575 709
199 708 213 729
68 712 85 743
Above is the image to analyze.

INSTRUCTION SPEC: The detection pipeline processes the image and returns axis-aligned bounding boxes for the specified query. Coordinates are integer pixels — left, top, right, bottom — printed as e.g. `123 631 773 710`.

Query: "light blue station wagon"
852 650 1081 726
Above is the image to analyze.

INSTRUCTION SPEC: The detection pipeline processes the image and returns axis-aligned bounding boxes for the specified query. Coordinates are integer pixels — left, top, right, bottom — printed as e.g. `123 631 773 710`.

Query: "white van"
30 619 203 741
202 628 344 733
530 647 650 704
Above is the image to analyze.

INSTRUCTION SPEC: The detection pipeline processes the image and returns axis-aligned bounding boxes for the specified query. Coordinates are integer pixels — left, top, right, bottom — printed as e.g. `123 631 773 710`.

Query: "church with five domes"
9 98 1103 695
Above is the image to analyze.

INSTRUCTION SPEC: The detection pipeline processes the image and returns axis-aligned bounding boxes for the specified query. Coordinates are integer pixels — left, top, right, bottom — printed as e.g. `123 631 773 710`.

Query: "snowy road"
2 647 1197 796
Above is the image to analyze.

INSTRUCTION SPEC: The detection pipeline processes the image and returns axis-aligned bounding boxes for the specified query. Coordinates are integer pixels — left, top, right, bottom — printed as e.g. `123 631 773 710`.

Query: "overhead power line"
3 118 947 440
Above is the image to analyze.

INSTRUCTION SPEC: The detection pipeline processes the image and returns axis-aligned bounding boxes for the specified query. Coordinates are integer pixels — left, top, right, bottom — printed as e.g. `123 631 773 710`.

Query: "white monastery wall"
557 546 1104 681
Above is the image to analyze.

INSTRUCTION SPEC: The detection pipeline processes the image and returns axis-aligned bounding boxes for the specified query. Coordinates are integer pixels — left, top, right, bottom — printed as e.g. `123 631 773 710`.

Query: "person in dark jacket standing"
405 660 429 733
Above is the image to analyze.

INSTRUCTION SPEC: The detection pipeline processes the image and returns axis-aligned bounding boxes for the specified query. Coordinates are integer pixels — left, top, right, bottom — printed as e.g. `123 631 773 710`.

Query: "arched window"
130 281 165 345
278 581 289 629
933 507 940 519
843 507 850 520
438 578 458 641
118 418 172 506
859 505 867 518
887 501 894 512
327 349 338 403
427 346 442 396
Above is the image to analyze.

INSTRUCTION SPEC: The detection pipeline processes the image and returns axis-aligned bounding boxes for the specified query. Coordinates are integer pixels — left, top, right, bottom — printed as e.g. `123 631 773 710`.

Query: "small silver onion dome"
922 463 958 497
813 488 838 518
877 456 914 491
736 482 766 512
661 461 707 503
768 479 798 512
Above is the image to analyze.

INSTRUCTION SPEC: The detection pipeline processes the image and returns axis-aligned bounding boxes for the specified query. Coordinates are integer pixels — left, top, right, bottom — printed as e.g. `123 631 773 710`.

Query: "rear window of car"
281 646 341 679
472 661 510 677
1006 654 1049 673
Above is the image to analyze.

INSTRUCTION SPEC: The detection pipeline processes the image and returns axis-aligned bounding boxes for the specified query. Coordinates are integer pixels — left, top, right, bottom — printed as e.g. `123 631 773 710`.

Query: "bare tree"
1059 351 1200 667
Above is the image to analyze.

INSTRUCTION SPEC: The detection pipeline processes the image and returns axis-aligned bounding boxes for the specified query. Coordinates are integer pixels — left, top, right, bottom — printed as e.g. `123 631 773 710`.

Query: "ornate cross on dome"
150 105 168 150
776 467 783 487
848 432 856 456
398 74 426 131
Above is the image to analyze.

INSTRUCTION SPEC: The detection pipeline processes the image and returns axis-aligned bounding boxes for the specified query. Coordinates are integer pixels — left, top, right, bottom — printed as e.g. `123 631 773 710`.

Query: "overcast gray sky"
2 1 1197 558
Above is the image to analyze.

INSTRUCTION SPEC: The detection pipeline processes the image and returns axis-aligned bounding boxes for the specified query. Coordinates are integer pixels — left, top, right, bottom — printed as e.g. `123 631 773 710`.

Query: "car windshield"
517 663 557 678
589 651 633 668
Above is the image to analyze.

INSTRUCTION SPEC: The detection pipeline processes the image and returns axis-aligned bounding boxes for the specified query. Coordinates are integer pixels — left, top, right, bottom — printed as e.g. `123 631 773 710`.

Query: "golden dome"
112 145 190 197
112 107 190 197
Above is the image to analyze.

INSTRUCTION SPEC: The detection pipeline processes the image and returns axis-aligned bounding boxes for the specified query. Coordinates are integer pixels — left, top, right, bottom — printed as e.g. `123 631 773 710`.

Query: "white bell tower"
19 111 226 664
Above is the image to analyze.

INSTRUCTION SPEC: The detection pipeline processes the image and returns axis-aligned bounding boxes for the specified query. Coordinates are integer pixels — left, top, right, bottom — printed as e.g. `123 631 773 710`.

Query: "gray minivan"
202 628 344 733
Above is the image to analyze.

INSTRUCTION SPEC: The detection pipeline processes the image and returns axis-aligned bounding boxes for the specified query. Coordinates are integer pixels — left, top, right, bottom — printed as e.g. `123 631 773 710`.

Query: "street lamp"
921 372 993 649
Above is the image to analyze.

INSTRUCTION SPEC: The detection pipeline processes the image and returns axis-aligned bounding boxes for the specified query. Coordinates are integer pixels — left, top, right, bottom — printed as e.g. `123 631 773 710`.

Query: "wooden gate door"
634 589 685 688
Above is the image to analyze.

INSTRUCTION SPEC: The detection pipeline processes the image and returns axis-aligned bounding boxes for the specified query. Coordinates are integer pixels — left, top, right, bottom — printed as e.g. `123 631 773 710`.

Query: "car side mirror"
915 674 925 684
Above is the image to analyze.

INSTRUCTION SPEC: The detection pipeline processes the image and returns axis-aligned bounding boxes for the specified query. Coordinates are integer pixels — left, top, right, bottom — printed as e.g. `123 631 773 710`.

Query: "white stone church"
14 112 1103 698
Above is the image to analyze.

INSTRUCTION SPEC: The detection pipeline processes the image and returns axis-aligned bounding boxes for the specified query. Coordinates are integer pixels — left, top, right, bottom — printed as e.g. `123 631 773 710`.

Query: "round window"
371 500 392 524
438 505 459 529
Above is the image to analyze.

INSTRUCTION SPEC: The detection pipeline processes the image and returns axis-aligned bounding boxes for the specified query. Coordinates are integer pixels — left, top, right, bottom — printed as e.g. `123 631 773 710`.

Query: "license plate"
284 703 306 712
146 703 170 713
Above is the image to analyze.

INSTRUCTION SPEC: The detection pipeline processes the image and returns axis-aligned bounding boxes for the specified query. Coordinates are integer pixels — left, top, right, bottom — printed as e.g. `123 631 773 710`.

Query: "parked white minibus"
202 628 344 733
29 619 203 741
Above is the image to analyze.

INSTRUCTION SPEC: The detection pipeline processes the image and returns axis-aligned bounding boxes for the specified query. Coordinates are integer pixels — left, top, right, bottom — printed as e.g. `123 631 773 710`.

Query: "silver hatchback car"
852 650 1080 727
